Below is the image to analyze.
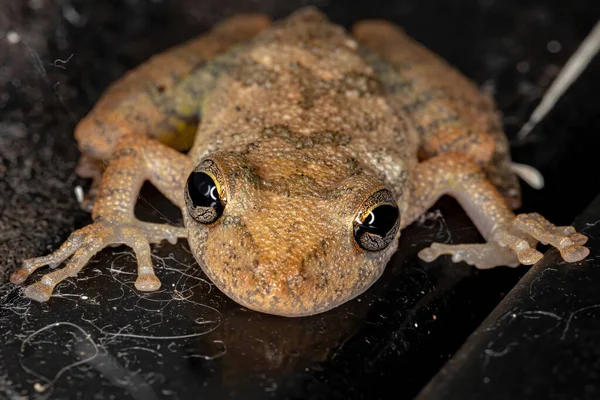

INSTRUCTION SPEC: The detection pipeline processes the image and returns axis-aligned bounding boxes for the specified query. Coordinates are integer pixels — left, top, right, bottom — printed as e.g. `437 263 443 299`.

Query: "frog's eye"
353 190 400 252
185 171 224 224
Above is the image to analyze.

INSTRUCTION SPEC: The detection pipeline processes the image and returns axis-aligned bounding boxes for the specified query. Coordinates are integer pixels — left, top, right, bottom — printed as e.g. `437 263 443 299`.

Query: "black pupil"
359 205 399 236
188 172 222 210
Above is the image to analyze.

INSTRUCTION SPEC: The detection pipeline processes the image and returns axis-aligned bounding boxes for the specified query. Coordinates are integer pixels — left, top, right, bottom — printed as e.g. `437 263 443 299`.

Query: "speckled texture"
8 7 589 316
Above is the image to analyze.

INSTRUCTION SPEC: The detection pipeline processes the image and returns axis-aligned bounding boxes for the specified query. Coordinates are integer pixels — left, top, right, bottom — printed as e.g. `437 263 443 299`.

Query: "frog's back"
74 6 518 205
189 7 420 194
191 7 518 205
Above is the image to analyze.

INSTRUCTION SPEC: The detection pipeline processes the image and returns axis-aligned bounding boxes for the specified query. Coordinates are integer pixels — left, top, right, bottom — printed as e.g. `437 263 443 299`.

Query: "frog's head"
183 149 401 317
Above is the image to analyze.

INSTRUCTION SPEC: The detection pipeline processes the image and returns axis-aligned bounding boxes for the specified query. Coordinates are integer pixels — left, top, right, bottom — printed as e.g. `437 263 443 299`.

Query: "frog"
10 7 589 317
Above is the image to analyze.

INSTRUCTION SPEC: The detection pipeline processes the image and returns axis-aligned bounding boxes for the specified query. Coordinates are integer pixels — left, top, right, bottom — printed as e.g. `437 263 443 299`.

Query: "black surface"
418 194 600 400
2 191 525 400
1 1 600 399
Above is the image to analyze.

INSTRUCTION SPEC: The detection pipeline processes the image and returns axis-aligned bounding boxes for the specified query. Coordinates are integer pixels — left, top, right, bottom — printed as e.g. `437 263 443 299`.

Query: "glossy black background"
1 0 599 399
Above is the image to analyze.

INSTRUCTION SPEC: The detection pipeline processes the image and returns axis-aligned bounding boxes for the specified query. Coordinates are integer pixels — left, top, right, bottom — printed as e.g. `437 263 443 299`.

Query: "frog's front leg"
10 135 191 301
403 154 589 268
72 14 271 211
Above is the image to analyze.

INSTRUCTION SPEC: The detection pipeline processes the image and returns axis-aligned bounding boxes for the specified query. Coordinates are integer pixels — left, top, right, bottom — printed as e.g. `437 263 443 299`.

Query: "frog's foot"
509 213 589 262
418 213 589 269
75 155 105 213
10 221 186 302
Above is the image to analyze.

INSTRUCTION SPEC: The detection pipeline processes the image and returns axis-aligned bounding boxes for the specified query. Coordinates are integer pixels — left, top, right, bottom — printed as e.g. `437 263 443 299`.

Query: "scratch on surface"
414 209 456 244
19 322 100 396
137 194 182 226
583 219 600 240
182 340 227 360
81 342 160 400
519 310 562 321
517 20 600 139
483 341 520 367
482 304 600 367
482 309 563 367
80 311 221 340
15 32 80 124
519 310 562 339
560 304 600 340
21 36 47 79
52 54 74 70
584 220 600 229
528 268 558 301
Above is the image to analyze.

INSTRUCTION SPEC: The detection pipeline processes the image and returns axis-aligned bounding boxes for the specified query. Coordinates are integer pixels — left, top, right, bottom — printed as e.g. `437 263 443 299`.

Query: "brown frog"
10 8 589 316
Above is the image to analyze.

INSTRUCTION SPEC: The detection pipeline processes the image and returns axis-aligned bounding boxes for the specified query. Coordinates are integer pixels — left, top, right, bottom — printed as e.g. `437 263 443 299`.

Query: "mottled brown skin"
11 8 589 317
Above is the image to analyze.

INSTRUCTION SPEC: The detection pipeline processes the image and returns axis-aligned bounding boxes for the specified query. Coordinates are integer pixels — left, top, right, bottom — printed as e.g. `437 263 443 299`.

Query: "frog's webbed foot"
10 220 186 302
418 213 589 269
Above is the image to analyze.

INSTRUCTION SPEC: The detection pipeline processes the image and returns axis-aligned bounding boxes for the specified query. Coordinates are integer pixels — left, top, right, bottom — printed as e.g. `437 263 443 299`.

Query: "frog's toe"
560 245 590 263
511 213 590 264
569 232 589 246
21 240 106 302
418 241 520 269
515 247 544 265
490 226 543 265
417 245 440 262
23 280 53 302
9 268 30 285
11 230 86 286
123 228 163 292
135 274 162 292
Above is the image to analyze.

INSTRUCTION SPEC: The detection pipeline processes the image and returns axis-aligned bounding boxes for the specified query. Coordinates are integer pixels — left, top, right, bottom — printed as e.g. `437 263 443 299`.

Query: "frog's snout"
193 218 392 317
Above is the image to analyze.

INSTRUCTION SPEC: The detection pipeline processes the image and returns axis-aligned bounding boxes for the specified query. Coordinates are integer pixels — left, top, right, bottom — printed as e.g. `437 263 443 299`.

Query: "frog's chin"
211 283 374 318
197 255 391 318
220 260 389 317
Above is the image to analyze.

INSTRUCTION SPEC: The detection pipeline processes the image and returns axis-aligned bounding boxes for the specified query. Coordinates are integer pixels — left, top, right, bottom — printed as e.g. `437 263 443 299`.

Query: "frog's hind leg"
353 20 522 209
481 120 523 210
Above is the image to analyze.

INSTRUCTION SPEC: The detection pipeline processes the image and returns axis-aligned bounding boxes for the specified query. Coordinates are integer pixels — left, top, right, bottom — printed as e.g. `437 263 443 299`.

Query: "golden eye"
185 171 224 224
353 190 400 252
